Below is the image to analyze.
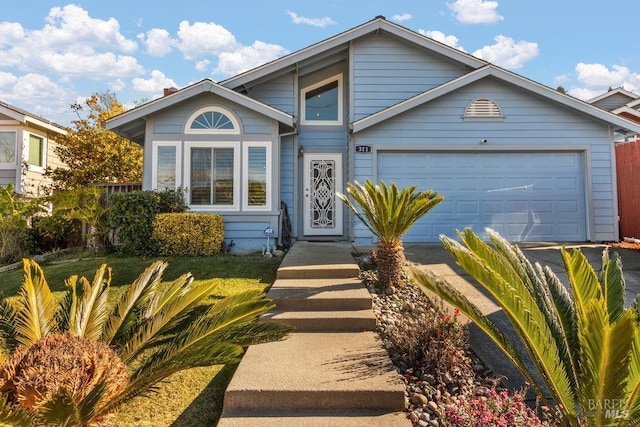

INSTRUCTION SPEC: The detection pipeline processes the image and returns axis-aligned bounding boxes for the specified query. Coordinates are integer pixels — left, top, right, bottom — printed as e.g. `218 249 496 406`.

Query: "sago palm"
337 180 443 288
0 259 292 426
411 228 640 427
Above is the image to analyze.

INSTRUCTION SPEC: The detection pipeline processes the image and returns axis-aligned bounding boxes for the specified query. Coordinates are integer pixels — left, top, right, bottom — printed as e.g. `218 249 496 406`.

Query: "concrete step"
217 411 409 426
277 241 360 280
221 332 406 416
262 309 376 332
268 278 371 311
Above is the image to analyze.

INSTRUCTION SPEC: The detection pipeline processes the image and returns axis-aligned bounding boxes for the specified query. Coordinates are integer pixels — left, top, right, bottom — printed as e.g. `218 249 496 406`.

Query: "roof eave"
221 18 486 90
353 65 640 135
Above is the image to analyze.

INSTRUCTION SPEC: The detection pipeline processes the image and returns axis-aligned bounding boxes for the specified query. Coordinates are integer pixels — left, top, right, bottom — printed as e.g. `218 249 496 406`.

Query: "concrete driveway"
400 241 640 394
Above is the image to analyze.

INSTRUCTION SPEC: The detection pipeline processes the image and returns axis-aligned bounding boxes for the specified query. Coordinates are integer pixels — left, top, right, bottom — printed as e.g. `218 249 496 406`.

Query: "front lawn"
0 251 282 426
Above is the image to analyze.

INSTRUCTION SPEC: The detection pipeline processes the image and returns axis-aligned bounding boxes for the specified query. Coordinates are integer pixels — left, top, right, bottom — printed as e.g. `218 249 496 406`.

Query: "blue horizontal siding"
352 32 468 120
352 78 617 242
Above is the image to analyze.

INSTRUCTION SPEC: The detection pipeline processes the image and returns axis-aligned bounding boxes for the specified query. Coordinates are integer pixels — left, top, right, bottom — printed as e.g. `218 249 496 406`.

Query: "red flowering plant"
444 385 549 427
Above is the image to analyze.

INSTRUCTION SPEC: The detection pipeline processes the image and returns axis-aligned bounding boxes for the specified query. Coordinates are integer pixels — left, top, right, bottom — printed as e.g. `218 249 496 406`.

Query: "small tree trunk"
376 241 406 289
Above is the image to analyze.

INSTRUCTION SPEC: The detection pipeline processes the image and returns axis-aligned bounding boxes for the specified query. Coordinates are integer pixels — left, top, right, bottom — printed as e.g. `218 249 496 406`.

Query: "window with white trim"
0 131 16 166
185 106 241 134
152 142 181 191
301 75 343 125
185 142 240 210
27 133 45 171
243 142 271 210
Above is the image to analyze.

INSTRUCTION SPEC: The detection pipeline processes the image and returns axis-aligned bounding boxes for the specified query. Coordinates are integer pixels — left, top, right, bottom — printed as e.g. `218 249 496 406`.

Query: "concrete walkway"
217 241 408 426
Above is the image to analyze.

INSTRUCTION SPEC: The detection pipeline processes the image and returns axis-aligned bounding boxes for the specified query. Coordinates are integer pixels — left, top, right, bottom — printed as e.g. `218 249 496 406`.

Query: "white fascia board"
105 79 294 131
221 19 485 90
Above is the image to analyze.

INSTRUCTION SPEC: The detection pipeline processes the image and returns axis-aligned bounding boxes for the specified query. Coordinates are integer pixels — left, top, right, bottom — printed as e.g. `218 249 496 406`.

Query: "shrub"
0 259 291 425
108 189 187 255
152 213 224 256
31 213 82 252
444 386 547 427
0 184 42 264
1 333 128 417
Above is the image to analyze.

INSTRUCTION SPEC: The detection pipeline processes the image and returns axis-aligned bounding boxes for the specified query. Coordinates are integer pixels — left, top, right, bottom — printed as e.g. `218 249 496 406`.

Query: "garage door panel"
377 152 586 242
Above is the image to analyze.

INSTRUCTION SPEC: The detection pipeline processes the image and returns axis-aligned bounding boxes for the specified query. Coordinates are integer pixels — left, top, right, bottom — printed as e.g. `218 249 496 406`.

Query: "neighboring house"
589 88 640 239
105 16 640 252
0 101 67 197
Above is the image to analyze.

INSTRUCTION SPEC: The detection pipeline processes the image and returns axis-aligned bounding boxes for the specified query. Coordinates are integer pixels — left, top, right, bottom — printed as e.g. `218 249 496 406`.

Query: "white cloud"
38 51 144 77
196 59 211 73
567 87 602 101
131 70 177 93
0 71 18 88
0 73 69 118
472 35 538 69
564 63 640 100
42 5 137 52
447 0 504 24
110 78 126 92
215 41 289 76
0 4 143 79
0 22 26 46
287 11 336 28
176 21 238 60
574 63 640 91
392 13 412 22
418 29 466 51
140 28 176 57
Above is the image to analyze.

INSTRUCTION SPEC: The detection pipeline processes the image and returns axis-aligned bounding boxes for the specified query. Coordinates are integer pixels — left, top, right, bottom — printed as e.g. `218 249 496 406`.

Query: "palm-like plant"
0 259 291 426
412 228 640 427
337 180 443 288
52 186 109 252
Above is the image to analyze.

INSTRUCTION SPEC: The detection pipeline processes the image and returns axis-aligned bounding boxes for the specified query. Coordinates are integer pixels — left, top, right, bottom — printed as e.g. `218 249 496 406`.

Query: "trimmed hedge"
152 213 224 256
108 189 187 256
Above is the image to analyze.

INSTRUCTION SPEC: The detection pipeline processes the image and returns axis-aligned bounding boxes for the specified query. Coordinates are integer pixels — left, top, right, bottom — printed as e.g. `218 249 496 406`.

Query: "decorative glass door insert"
303 153 343 236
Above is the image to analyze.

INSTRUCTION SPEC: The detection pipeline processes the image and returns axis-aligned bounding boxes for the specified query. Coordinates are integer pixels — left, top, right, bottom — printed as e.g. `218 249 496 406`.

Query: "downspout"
609 124 621 242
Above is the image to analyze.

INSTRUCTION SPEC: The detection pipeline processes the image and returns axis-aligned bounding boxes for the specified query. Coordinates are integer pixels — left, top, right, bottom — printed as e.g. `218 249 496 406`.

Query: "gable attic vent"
464 99 502 118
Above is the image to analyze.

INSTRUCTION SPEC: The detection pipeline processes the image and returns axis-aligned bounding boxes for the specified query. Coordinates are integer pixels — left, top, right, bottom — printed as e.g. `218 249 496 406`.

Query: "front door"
303 153 343 236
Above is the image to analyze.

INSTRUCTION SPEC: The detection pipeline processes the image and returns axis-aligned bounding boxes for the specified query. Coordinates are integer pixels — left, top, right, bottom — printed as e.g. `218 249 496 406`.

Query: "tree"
0 259 292 425
412 228 640 426
337 180 443 288
556 86 567 94
47 91 142 190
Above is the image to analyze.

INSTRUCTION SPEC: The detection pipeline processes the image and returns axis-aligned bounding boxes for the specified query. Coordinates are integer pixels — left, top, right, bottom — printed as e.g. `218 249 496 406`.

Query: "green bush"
32 212 82 252
108 189 187 256
152 213 223 256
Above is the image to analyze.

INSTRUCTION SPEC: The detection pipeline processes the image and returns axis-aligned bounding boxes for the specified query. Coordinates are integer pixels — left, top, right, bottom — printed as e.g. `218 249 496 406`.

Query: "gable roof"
351 65 640 135
588 87 639 105
104 79 295 143
220 16 487 90
0 101 66 135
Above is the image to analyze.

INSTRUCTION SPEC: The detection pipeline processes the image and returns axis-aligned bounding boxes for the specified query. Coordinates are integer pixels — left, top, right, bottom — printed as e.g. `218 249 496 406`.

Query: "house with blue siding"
105 16 640 252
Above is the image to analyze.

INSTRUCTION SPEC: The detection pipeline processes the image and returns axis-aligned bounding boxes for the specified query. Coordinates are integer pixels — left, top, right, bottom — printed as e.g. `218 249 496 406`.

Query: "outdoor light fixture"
481 139 488 144
298 146 304 157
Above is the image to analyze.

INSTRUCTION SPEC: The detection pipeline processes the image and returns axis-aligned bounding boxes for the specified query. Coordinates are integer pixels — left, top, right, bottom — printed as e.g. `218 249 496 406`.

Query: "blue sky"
1 1 639 126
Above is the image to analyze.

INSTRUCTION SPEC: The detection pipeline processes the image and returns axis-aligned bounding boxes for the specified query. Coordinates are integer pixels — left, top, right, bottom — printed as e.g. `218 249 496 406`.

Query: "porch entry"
302 153 343 236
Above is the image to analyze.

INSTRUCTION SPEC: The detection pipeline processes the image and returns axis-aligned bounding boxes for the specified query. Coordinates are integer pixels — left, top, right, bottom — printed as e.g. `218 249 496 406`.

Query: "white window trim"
184 105 241 134
151 141 182 190
0 130 17 168
184 141 240 211
25 132 46 173
301 74 343 126
242 141 272 211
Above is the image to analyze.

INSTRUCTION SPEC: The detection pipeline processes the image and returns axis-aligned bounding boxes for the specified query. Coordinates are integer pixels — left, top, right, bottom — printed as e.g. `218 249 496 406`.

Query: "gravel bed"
364 274 508 427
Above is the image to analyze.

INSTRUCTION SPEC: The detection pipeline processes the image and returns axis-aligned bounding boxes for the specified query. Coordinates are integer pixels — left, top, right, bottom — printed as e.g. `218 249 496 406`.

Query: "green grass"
0 251 282 427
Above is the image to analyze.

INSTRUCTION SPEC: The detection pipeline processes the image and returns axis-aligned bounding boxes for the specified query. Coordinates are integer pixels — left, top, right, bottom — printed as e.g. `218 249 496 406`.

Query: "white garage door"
377 151 587 242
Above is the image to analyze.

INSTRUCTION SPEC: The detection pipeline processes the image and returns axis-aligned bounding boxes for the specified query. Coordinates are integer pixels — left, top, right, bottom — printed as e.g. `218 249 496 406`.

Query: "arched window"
185 106 241 134
464 99 503 119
